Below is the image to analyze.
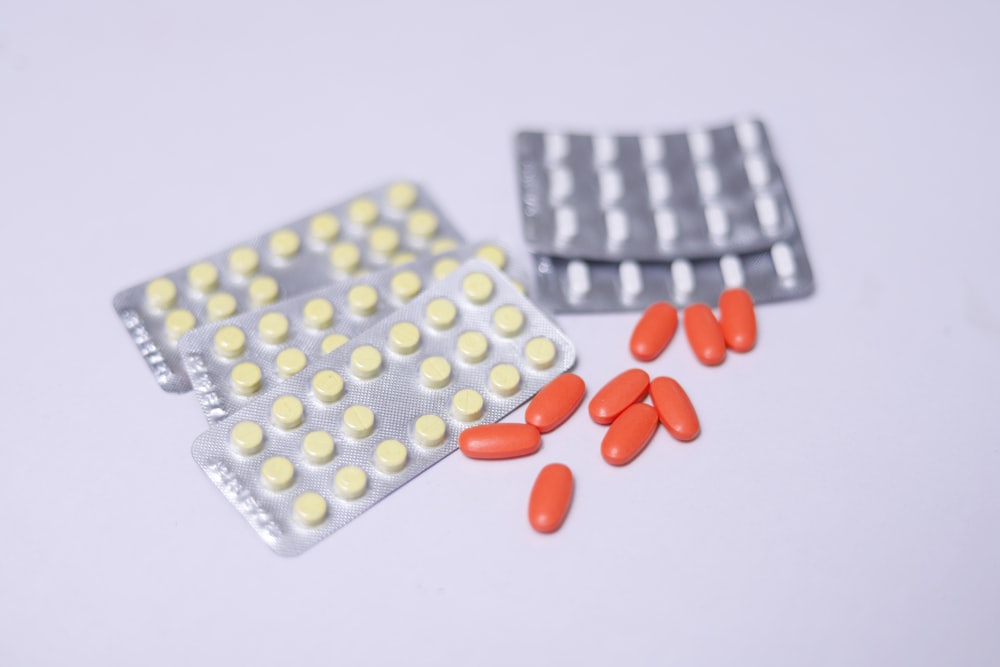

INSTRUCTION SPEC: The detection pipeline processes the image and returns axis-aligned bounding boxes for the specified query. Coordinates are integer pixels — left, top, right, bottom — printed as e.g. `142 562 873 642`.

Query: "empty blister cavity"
719 254 745 288
735 119 762 151
687 129 714 162
598 169 624 206
605 210 630 248
619 261 644 304
567 260 591 302
671 259 695 300
771 242 798 282
755 194 781 234
545 133 570 164
592 135 618 165
640 135 665 165
548 167 574 205
647 169 672 206
705 206 729 240
745 155 771 188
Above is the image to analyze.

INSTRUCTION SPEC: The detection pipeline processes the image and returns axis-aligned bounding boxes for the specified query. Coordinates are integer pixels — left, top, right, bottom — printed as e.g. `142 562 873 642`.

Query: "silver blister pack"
113 181 464 393
179 242 521 423
190 260 575 556
531 236 814 313
517 119 801 261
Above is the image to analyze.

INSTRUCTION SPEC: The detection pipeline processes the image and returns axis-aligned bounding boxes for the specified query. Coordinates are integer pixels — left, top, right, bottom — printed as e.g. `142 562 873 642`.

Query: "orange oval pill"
526 373 586 433
649 376 700 442
588 368 650 425
601 403 659 466
528 463 574 533
719 288 757 353
683 303 726 366
629 302 678 362
459 423 541 460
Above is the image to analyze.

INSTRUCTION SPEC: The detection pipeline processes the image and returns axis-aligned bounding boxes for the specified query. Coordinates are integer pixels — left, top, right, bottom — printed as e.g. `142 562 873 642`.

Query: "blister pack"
190 260 575 556
113 181 463 393
517 119 801 261
179 243 521 423
531 236 814 313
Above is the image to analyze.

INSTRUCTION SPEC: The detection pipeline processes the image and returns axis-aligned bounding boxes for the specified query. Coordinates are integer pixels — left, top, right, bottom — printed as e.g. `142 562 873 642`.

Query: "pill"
334 465 368 499
228 246 259 277
525 373 586 433
493 305 525 337
343 405 375 439
388 321 421 355
214 325 246 358
528 463 574 533
348 284 379 316
311 369 344 403
302 430 335 464
269 229 300 259
430 237 459 254
330 242 361 273
649 377 700 442
369 225 400 256
601 403 659 466
407 209 439 239
524 337 557 370
261 456 295 490
303 298 334 329
231 362 262 396
718 287 757 353
165 309 196 340
309 213 340 243
258 312 289 344
414 414 446 447
425 297 457 330
230 421 264 456
629 302 678 362
475 244 507 270
276 347 307 377
489 363 521 397
271 395 304 429
458 423 541 460
391 251 417 266
350 345 382 379
390 270 422 302
321 333 350 355
433 257 460 280
588 368 650 425
457 331 489 363
452 389 484 422
187 262 219 293
348 198 379 226
206 292 238 321
683 303 726 366
420 356 452 389
145 277 177 310
294 492 327 526
462 272 494 304
387 182 418 210
248 275 279 306
374 439 408 474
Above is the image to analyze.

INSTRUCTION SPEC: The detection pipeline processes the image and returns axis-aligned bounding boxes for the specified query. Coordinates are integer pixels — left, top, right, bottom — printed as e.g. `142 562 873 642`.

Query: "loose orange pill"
649 376 700 441
588 368 650 425
525 373 586 433
629 302 678 361
459 423 542 460
601 403 659 466
683 303 726 366
528 463 574 533
719 287 757 353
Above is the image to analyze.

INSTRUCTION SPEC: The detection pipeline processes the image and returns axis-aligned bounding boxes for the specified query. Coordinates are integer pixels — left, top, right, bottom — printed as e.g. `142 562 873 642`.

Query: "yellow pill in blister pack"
475 244 507 270
426 298 457 330
525 336 557 370
390 270 422 302
330 242 361 274
420 356 452 389
303 298 334 329
452 389 485 422
348 285 379 316
206 292 238 321
334 466 368 500
294 492 327 526
489 363 522 397
348 198 379 226
269 229 300 259
165 309 196 340
145 278 177 310
228 246 260 277
214 325 246 358
231 362 262 396
271 395 304 429
386 182 418 210
375 439 408 474
433 257 460 280
457 331 489 363
493 305 525 337
258 312 289 344
369 225 400 256
391 252 417 266
261 456 295 491
311 369 344 403
414 414 446 448
407 209 439 240
230 421 264 456
187 262 219 293
248 275 279 306
309 213 340 243
389 322 421 355
343 405 375 439
276 348 307 377
321 333 350 355
462 272 494 304
430 237 459 255
302 430 335 464
350 345 382 379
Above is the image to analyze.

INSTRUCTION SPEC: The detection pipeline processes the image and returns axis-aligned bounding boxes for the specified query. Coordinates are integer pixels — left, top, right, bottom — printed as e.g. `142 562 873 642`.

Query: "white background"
2 1 998 665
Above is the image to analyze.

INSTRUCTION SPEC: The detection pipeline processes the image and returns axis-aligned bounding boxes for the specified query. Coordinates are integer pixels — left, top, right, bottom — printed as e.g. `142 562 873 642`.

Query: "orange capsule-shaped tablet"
683 303 726 366
629 302 678 361
649 376 700 442
526 373 586 433
459 423 541 460
719 288 757 353
528 463 574 533
588 368 650 425
601 403 659 466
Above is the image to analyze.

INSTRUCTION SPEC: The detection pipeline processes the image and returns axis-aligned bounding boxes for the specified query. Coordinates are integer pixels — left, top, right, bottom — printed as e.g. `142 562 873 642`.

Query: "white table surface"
2 1 998 664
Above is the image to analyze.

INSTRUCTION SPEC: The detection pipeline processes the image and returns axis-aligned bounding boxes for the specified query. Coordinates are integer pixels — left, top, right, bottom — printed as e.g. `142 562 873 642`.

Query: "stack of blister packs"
515 119 815 312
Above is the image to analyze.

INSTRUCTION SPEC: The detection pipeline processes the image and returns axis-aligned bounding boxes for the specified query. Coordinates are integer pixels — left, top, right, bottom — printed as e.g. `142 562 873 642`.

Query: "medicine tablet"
456 331 489 363
524 337 556 370
430 237 459 254
489 363 521 397
369 225 400 256
629 302 679 362
206 292 238 321
420 356 452 389
302 430 335 464
451 389 484 422
407 209 439 239
258 312 290 344
334 466 368 500
588 368 650 425
388 322 421 355
683 303 726 366
303 298 334 329
390 270 422 302
321 333 350 355
311 369 344 403
528 463 574 534
343 405 375 439
718 287 757 353
525 373 586 433
294 492 328 526
492 305 525 337
330 242 361 273
601 403 659 466
231 362 262 396
187 262 219 293
414 414 446 448
391 252 417 266
276 348 307 377
649 376 700 442
462 272 494 304
309 213 340 243
475 244 507 270
433 257 460 280
248 275 279 306
228 246 259 277
387 182 418 210
272 395 304 430
165 309 196 340
145 277 177 310
374 439 408 474
269 229 301 259
350 345 382 379
214 325 246 358
230 421 264 456
425 298 457 330
261 456 295 491
348 285 379 316
348 198 379 226
458 423 540 460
